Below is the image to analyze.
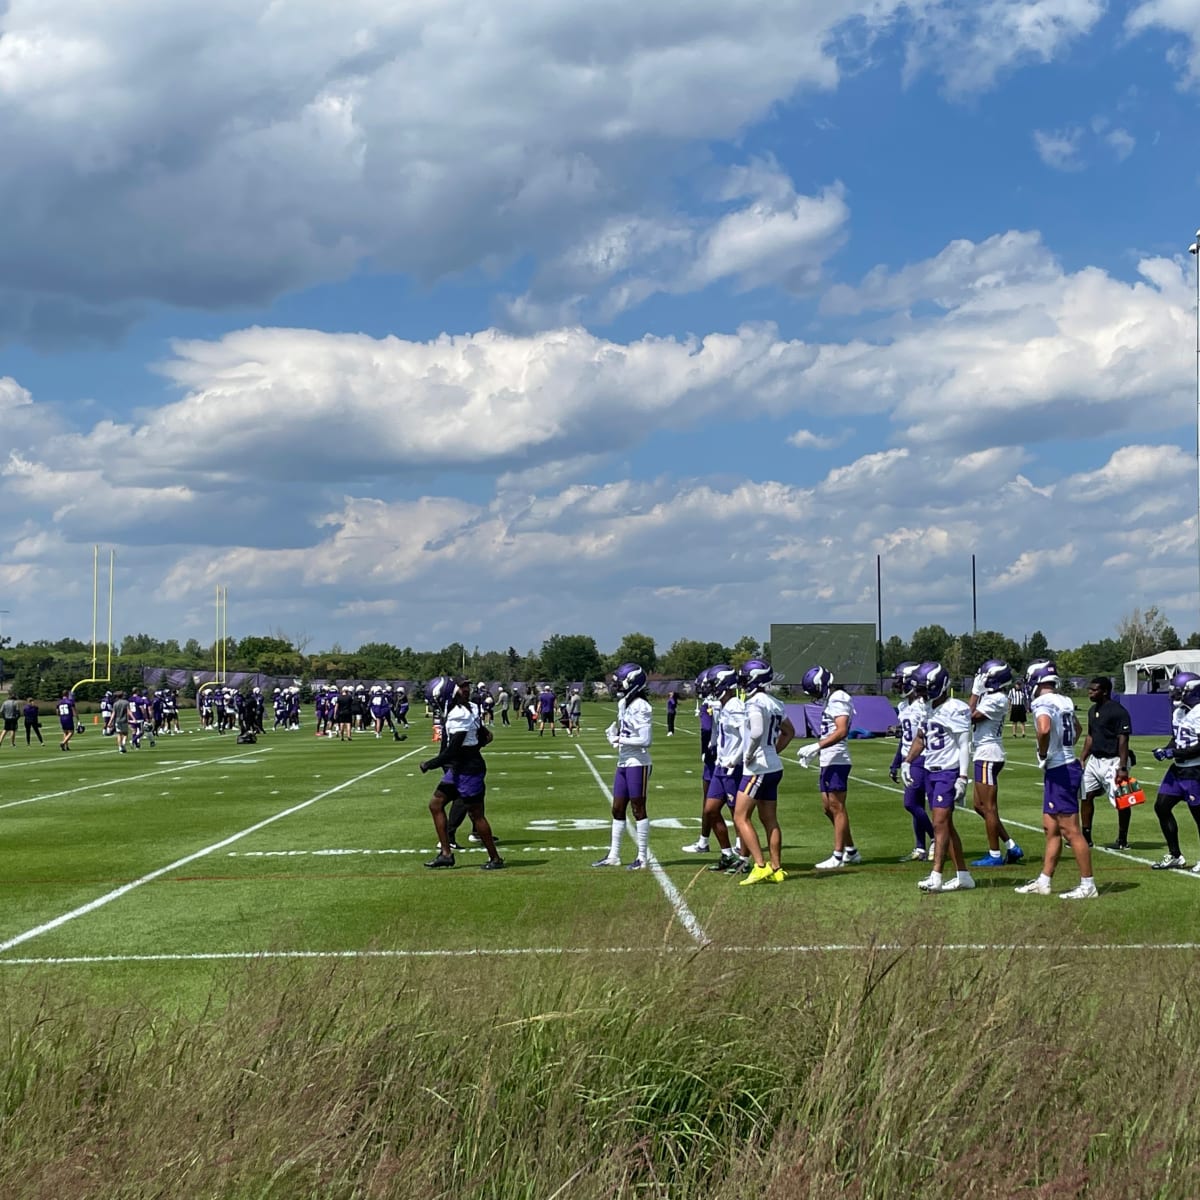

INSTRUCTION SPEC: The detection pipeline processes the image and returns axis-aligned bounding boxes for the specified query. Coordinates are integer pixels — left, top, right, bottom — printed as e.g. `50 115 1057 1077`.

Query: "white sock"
1005 838 1018 850
636 818 650 862
1038 873 1052 887
928 870 943 887
957 870 972 884
988 849 1003 860
609 819 624 862
1081 875 1095 888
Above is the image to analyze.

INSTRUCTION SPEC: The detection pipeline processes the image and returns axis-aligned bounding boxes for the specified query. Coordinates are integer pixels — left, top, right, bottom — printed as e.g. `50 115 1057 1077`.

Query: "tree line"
1 605 1191 701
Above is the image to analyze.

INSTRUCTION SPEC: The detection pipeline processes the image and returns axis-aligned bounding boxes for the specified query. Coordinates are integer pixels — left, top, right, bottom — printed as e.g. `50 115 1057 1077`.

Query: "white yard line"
855 770 1200 877
0 748 424 955
0 748 271 811
573 743 709 947
5 940 1200 966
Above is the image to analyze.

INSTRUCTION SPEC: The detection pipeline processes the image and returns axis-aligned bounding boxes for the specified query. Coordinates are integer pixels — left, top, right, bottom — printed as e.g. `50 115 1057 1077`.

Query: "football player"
796 666 860 870
904 662 975 894
968 659 1024 868
1015 660 1096 900
593 662 654 870
1150 672 1200 871
734 659 794 885
889 662 935 861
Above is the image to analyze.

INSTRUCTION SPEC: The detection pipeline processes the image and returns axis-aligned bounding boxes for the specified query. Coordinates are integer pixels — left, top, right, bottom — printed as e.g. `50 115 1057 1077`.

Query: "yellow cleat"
770 868 787 883
739 862 775 886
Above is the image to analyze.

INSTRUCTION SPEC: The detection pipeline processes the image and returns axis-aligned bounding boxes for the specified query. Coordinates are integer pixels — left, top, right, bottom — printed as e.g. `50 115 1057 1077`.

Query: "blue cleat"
971 854 1006 868
1006 844 1025 864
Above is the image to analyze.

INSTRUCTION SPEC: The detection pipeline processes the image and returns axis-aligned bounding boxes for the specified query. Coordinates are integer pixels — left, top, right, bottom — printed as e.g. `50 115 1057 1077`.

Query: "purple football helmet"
424 675 456 707
738 659 774 694
694 666 717 698
1180 676 1200 710
916 661 951 702
1170 671 1200 703
1024 658 1060 692
708 664 738 696
801 665 833 699
612 662 648 699
891 661 920 696
976 659 1013 691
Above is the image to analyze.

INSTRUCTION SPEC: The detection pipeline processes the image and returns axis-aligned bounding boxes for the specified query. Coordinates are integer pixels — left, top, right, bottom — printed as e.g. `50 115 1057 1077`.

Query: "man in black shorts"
1 695 18 747
1007 684 1027 738
1079 676 1133 849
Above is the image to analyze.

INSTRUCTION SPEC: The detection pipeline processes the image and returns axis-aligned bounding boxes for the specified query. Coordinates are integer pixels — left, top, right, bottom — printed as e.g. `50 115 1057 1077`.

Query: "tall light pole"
1191 231 1200 624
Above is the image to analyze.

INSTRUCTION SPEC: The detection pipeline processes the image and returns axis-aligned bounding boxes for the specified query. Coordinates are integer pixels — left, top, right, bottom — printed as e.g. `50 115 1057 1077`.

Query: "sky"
3 0 1200 659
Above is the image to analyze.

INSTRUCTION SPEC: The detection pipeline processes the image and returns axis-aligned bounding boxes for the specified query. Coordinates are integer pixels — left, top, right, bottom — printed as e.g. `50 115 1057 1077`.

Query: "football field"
2 703 1196 988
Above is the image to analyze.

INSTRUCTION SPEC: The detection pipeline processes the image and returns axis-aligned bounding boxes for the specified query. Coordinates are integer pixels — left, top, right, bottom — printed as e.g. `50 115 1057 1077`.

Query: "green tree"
610 633 656 673
657 638 715 680
909 624 953 664
729 635 760 661
1026 630 1050 661
880 635 910 671
540 634 603 683
183 638 204 662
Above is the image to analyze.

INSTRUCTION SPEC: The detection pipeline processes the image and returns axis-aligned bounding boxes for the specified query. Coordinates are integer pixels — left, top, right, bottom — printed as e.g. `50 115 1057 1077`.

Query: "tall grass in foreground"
2 937 1198 1199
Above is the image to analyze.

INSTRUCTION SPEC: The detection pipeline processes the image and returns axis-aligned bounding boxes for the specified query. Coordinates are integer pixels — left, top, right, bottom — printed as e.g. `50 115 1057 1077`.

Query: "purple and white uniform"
971 689 1007 786
56 695 76 731
610 696 652 800
741 690 785 803
1031 691 1082 815
434 701 487 799
817 688 854 795
921 698 971 809
707 694 745 806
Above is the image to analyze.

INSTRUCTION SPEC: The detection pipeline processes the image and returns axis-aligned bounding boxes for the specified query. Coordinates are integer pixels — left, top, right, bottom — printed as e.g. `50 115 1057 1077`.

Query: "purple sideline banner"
786 695 897 738
1120 693 1171 738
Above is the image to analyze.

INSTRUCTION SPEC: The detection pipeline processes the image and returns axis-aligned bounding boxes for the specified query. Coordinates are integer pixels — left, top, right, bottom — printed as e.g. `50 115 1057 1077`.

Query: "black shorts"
3 718 17 732
1009 705 1027 723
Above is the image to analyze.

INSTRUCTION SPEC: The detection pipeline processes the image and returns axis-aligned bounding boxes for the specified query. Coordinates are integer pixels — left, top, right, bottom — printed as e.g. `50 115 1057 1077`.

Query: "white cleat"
939 875 975 892
1014 878 1051 895
1060 881 1099 901
681 839 710 854
814 854 844 871
916 873 942 892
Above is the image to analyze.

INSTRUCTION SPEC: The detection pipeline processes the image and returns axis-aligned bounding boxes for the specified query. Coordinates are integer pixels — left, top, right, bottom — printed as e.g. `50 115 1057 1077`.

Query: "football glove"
419 760 433 774
1154 746 1175 761
889 765 899 783
953 776 967 804
971 672 987 697
900 762 914 788
796 743 820 767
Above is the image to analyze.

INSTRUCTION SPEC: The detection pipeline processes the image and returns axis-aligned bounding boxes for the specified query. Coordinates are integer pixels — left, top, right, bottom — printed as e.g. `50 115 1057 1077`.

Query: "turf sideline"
6 941 1200 966
0 748 424 956
573 742 710 947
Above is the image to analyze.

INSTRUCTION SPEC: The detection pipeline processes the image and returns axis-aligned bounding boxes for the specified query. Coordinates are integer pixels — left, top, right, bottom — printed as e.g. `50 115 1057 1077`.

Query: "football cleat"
971 853 1006 868
1015 878 1051 895
1005 843 1025 864
710 852 741 872
1060 881 1099 900
424 853 455 870
738 863 775 886
592 856 621 867
480 858 506 871
681 838 711 854
916 874 942 892
769 868 788 884
814 854 844 871
842 849 863 865
1152 854 1186 870
626 859 646 871
939 876 975 891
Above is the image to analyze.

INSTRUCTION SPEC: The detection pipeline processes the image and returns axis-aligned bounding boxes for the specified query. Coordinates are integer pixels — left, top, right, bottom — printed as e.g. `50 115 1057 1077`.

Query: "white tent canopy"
1123 651 1200 695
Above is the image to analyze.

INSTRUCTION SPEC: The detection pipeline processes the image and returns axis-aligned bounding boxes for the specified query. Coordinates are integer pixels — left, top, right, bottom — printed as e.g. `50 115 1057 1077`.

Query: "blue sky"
2 0 1200 659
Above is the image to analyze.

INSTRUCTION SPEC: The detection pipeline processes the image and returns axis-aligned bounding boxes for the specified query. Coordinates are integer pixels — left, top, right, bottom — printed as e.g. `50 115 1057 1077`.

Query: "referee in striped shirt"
1008 684 1027 738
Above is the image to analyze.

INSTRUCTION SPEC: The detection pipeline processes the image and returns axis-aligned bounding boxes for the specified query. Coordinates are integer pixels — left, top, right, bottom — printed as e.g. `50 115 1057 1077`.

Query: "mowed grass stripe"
0 747 425 955
573 741 710 947
0 747 272 810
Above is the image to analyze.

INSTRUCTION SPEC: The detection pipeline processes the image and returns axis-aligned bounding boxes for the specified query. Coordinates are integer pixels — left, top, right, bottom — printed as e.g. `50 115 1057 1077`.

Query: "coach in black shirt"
1080 676 1133 849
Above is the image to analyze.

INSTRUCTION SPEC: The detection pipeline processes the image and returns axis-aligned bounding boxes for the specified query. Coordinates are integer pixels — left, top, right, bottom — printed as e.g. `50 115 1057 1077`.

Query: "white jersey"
971 690 1008 763
614 696 652 767
1031 691 1078 770
1172 701 1191 746
1174 703 1200 761
444 701 483 748
713 695 746 769
897 697 928 758
818 689 854 767
742 690 785 775
921 698 971 773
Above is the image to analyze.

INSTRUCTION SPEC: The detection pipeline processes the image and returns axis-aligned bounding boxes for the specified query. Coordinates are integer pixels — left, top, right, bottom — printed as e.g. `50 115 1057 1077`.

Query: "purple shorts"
926 769 960 810
702 757 715 786
613 764 651 802
740 770 782 804
819 764 851 795
438 769 486 801
1157 767 1187 801
60 717 75 731
706 766 742 807
902 757 927 805
974 759 1004 786
1043 761 1083 816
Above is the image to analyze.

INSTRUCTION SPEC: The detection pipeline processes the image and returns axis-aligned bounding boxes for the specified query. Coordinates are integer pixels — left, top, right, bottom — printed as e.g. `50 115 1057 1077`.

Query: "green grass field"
5 703 1200 1198
1 703 1194 976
